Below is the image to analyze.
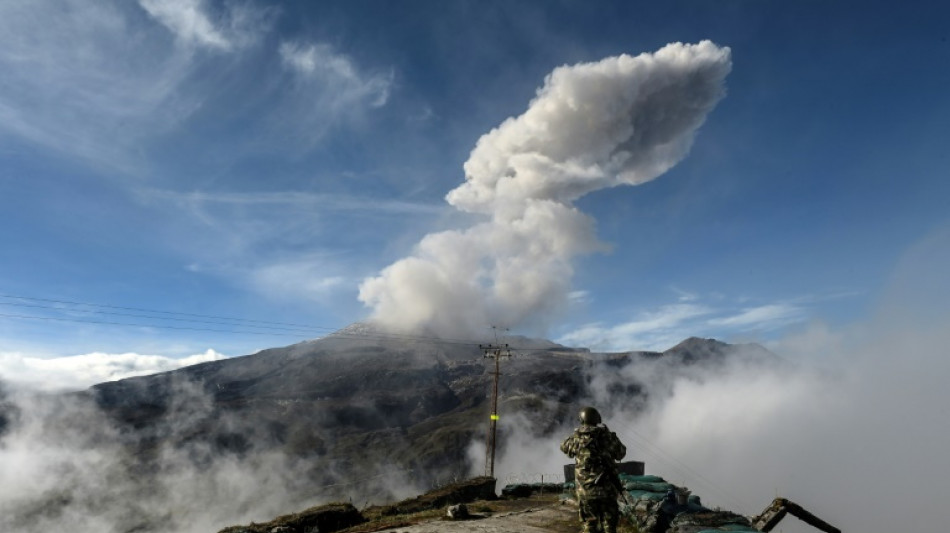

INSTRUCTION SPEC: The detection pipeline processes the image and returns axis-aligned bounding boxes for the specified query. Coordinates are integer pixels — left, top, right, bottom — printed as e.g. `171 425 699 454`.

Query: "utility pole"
480 338 510 478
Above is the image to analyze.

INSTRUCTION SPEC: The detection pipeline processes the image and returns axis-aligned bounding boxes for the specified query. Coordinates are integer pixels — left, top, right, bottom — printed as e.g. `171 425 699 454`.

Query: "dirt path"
375 501 579 533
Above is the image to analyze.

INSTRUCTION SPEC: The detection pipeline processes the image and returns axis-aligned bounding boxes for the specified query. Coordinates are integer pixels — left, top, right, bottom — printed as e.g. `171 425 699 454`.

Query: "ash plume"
359 41 732 338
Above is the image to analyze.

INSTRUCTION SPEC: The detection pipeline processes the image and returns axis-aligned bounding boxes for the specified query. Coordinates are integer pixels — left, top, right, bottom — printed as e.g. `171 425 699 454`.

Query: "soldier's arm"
610 432 626 460
560 435 578 457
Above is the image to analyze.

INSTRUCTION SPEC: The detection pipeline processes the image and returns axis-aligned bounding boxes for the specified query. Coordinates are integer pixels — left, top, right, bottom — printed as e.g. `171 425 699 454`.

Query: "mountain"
86 327 776 493
0 325 781 533
87 324 590 491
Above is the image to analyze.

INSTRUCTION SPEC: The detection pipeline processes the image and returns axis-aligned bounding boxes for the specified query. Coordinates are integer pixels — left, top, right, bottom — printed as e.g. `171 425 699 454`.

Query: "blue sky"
1 0 948 388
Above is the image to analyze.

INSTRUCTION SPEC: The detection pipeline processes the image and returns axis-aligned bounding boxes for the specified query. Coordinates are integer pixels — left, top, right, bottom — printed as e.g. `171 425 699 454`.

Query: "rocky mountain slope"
86 325 777 497
0 324 780 533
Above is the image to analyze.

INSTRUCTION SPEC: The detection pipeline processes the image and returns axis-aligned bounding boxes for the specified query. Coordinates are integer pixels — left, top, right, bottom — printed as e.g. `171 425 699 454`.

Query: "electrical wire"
0 301 324 334
609 419 753 512
0 292 596 350
0 292 494 347
0 293 320 328
0 311 319 336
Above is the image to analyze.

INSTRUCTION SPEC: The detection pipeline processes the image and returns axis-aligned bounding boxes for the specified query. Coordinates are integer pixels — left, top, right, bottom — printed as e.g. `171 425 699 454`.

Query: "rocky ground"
218 479 616 533
374 499 578 533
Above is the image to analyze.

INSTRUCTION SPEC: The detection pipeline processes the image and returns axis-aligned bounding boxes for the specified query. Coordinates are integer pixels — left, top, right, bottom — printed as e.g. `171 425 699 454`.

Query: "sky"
1 0 949 390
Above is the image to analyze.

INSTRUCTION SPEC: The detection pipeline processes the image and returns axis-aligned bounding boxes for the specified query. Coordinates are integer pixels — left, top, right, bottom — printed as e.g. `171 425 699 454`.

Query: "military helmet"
578 406 602 426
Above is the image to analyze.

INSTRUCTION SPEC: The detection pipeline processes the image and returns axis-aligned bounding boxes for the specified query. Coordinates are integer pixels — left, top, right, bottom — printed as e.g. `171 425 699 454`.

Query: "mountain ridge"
0 327 783 533
86 328 778 491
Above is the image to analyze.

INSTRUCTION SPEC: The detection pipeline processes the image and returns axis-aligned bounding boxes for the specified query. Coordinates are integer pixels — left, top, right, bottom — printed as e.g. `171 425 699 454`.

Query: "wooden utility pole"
480 342 510 478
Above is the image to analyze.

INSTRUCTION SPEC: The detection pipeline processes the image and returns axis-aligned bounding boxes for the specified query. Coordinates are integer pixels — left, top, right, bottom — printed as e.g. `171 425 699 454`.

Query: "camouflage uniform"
561 423 627 533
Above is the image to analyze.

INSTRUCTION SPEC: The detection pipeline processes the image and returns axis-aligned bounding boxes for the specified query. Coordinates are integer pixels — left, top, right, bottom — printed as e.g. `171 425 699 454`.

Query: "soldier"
561 406 627 533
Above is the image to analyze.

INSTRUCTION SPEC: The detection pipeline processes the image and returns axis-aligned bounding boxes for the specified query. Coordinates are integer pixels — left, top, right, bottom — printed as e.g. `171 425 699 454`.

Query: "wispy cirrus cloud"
556 292 828 352
145 189 446 216
0 1 389 171
671 285 700 302
558 303 713 352
142 187 449 257
708 302 805 329
246 257 349 303
140 186 448 261
0 0 201 170
279 41 393 109
141 187 448 306
138 0 270 51
272 40 394 145
0 1 402 327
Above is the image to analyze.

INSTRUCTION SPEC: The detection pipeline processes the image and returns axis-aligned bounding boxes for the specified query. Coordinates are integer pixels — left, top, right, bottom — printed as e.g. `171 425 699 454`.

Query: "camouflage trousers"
577 495 620 533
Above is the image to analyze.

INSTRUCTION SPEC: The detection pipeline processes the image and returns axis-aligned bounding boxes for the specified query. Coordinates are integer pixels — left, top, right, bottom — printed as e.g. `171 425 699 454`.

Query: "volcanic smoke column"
360 41 732 338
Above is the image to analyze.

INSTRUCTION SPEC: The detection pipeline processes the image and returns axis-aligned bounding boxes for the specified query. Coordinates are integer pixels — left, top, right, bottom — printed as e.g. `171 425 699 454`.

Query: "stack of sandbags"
668 510 758 532
620 474 677 503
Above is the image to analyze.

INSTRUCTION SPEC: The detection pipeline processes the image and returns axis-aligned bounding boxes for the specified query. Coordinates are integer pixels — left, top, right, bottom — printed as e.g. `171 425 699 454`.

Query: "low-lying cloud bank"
489 225 950 533
0 383 292 533
0 350 226 393
0 375 418 533
489 321 946 532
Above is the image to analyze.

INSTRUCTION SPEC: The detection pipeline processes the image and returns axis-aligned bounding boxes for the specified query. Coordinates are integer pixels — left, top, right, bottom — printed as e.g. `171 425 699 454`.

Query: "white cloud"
568 290 590 303
279 40 393 110
671 285 700 302
249 258 348 302
0 0 392 178
556 295 820 352
0 0 283 171
493 226 950 532
628 312 950 533
0 378 338 533
138 0 269 51
139 0 230 49
0 350 226 392
139 188 447 307
558 303 713 352
0 0 203 169
708 302 805 330
551 230 950 530
144 188 444 216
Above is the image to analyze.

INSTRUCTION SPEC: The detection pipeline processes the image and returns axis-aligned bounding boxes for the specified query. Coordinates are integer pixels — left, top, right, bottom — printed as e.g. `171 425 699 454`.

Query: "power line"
0 292 493 347
610 419 753 512
0 301 324 334
0 312 319 337
0 309 593 352
0 293 328 329
0 293 528 346
0 311 500 348
0 292 599 351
